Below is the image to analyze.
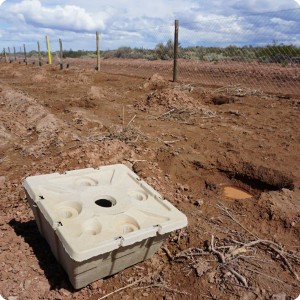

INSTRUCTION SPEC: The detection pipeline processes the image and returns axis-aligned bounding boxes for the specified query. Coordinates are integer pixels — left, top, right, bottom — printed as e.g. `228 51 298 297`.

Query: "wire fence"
177 8 300 95
1 8 300 95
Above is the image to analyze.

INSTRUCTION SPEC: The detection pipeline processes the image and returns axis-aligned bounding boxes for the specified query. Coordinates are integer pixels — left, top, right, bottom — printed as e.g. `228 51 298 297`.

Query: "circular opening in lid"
95 199 115 208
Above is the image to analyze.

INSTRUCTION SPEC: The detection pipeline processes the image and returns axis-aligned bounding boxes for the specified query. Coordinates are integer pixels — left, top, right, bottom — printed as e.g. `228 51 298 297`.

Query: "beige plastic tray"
23 164 187 289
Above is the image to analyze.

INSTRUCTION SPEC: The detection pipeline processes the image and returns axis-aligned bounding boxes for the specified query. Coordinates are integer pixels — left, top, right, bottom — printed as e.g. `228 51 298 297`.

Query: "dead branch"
162 246 173 261
156 109 175 119
230 239 299 280
245 267 297 287
210 235 226 263
163 139 180 145
122 105 125 130
270 245 300 281
126 114 136 127
174 247 206 260
226 266 248 287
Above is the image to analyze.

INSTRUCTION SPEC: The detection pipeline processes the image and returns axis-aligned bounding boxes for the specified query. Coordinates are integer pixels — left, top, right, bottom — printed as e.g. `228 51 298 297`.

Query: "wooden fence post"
13 46 17 61
59 38 63 70
173 20 179 82
8 47 11 63
3 48 7 62
96 31 100 71
23 44 27 64
37 41 42 66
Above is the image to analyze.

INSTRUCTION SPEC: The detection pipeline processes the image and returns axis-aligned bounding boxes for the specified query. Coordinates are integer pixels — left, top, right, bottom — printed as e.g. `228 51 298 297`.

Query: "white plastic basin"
23 164 188 288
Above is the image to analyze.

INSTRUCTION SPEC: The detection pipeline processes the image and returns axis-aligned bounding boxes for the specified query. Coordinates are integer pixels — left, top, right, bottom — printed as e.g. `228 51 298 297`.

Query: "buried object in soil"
23 164 187 289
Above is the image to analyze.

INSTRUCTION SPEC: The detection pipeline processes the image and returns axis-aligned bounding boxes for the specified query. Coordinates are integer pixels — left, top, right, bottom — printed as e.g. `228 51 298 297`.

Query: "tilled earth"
0 61 299 300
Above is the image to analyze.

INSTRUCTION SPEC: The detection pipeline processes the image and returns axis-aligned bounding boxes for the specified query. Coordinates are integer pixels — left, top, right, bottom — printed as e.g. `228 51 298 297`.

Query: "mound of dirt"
0 88 66 157
0 124 12 144
146 87 204 110
88 86 103 100
35 114 61 133
258 189 300 229
143 73 168 90
32 74 47 82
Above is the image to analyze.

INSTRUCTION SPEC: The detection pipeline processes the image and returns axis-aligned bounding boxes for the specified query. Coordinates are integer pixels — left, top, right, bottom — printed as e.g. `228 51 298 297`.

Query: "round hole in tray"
75 177 98 186
115 215 140 235
56 201 82 219
122 224 135 234
128 190 148 201
82 219 102 236
95 196 116 208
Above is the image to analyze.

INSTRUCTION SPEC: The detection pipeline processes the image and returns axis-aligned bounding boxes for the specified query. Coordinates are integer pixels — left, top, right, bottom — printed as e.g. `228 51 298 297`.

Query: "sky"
0 0 299 52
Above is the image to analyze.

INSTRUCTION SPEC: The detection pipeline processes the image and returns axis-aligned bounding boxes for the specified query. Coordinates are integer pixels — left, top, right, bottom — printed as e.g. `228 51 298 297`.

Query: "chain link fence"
177 8 300 95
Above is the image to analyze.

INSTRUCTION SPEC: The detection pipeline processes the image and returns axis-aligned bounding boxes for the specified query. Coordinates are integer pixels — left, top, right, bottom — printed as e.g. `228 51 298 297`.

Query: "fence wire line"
1 8 299 95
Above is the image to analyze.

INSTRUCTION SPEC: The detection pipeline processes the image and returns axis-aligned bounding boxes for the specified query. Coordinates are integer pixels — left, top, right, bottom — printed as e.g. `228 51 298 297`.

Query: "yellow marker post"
45 36 52 65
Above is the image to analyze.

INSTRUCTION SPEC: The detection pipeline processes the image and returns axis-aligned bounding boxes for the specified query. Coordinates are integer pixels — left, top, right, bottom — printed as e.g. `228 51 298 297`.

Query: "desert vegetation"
21 40 300 64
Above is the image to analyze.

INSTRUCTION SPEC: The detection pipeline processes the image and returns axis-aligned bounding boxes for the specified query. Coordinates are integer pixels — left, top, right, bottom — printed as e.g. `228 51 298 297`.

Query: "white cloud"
2 0 110 32
0 0 299 50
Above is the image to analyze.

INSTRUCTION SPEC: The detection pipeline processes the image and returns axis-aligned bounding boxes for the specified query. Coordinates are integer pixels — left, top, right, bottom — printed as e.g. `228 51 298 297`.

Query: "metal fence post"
37 41 42 66
23 44 27 64
13 46 16 61
173 20 179 82
59 38 63 70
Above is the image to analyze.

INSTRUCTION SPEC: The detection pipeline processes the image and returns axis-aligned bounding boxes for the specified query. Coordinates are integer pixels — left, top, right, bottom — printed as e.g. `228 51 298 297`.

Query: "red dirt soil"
0 61 299 300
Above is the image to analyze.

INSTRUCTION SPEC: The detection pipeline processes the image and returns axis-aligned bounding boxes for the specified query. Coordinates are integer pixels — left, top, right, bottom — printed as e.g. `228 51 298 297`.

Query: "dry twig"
162 246 173 261
135 283 190 296
216 202 258 239
210 235 226 264
245 267 296 287
98 278 144 300
126 114 136 127
226 266 248 287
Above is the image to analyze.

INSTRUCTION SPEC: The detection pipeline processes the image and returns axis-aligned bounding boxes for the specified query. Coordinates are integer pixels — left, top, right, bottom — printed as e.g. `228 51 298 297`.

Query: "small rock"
207 271 216 284
90 279 103 290
0 176 6 187
90 282 99 290
38 280 51 295
59 288 71 297
270 293 287 300
24 279 31 290
194 199 204 206
142 292 149 297
8 297 18 300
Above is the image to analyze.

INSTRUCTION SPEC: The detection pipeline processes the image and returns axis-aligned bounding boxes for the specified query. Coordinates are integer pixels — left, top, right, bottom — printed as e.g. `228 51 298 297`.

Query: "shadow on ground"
9 219 75 292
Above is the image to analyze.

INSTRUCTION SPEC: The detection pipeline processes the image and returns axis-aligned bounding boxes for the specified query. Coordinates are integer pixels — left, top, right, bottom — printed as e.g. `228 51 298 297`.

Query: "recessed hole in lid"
128 190 148 201
75 177 98 186
95 196 116 208
122 225 135 234
82 219 102 235
55 201 82 219
115 215 140 235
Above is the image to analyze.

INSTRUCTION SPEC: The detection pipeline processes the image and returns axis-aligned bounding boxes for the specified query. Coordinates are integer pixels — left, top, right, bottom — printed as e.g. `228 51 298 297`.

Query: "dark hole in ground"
221 170 294 192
